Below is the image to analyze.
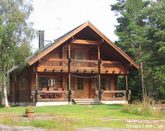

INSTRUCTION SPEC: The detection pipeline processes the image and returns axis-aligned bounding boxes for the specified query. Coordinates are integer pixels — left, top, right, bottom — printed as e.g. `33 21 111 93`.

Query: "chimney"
39 30 44 49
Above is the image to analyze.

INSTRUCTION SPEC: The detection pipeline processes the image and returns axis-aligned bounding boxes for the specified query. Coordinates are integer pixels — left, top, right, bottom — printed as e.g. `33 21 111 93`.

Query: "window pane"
72 50 84 59
39 77 56 88
101 77 110 90
77 78 83 90
76 51 83 59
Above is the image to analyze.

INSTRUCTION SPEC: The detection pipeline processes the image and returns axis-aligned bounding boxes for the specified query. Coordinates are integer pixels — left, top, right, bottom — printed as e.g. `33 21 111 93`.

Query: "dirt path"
76 128 165 131
0 124 46 131
0 125 164 131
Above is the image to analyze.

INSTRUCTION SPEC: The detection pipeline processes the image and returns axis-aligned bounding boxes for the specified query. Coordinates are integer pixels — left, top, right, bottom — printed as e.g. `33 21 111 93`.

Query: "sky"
29 0 118 51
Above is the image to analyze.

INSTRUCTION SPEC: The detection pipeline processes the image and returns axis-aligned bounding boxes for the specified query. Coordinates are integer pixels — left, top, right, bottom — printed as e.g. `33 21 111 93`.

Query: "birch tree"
0 0 34 107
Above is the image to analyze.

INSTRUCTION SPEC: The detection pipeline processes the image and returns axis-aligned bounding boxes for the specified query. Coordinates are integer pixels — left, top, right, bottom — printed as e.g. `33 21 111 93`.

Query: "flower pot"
26 111 34 117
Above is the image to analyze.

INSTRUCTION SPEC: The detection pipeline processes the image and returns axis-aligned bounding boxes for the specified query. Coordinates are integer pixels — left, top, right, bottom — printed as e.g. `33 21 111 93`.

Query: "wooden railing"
37 59 68 72
38 58 125 74
101 61 125 74
41 58 68 67
101 61 122 68
71 59 98 67
101 90 126 101
31 89 128 102
37 90 68 102
71 59 98 72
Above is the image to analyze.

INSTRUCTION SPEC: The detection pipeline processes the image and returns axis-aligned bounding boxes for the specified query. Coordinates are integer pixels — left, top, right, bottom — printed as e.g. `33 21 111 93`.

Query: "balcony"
37 59 126 74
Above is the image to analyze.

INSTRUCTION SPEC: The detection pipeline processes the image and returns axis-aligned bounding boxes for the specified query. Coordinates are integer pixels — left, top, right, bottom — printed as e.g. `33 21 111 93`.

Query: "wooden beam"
97 74 101 100
68 43 71 103
68 44 71 60
35 71 39 103
97 44 101 100
71 39 100 45
68 44 71 91
125 74 128 101
125 74 128 91
98 45 100 60
36 72 39 89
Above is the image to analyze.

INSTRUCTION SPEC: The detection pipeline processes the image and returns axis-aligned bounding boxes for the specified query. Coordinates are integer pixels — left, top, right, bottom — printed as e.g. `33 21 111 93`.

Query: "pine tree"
111 0 149 101
111 0 165 101
143 0 165 100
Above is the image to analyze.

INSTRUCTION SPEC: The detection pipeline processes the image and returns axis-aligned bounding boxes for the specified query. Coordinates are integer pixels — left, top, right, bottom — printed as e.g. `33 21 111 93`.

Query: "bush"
158 100 165 104
121 97 162 117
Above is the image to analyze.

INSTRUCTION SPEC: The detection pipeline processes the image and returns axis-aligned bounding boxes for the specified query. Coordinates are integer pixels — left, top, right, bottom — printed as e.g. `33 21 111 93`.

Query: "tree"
143 0 165 100
111 0 149 101
0 0 34 107
111 0 165 101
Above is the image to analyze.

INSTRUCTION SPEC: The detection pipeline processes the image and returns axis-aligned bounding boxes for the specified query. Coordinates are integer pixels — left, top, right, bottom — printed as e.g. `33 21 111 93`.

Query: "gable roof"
27 21 139 69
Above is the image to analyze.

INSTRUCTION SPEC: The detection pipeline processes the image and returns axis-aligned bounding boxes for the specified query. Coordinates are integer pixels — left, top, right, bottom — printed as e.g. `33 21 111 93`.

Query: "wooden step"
73 99 100 105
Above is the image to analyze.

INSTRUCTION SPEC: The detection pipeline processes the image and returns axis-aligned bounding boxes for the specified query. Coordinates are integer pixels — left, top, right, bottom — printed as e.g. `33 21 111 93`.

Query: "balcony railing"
101 61 125 74
71 59 98 73
43 59 68 67
37 59 125 74
37 59 68 72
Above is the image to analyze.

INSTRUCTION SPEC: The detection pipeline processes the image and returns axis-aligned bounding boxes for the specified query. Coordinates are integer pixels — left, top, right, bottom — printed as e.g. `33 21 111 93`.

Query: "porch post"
68 43 72 103
97 44 101 101
125 74 129 101
35 71 39 103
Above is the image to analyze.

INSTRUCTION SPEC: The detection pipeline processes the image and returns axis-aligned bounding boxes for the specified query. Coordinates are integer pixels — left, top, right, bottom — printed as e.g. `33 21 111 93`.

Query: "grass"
0 104 164 130
121 98 164 117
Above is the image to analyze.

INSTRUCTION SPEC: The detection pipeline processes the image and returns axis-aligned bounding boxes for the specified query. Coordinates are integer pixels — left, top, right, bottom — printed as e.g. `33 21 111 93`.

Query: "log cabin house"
9 21 139 106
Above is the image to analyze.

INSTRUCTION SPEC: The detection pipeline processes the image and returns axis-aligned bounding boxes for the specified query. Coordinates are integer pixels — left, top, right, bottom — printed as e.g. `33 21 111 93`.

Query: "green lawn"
0 104 164 130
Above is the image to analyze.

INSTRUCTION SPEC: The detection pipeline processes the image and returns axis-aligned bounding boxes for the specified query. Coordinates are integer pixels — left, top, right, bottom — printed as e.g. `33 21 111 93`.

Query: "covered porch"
31 72 130 105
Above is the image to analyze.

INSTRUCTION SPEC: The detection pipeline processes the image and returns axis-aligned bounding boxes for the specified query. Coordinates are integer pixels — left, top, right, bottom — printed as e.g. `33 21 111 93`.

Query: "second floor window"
71 50 84 59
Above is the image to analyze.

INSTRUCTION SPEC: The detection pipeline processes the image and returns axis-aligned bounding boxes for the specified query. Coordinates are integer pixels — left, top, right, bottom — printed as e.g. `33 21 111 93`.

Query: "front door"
74 78 90 99
89 78 97 99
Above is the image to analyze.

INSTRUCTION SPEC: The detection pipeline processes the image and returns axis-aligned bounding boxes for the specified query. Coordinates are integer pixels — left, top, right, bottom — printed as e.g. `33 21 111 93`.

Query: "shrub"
158 100 165 104
121 97 163 117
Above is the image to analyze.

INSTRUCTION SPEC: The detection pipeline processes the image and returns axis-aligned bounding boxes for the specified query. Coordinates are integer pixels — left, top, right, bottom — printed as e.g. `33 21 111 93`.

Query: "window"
39 77 55 88
71 50 84 59
101 78 106 90
76 51 83 60
77 78 83 90
71 51 75 59
101 77 110 90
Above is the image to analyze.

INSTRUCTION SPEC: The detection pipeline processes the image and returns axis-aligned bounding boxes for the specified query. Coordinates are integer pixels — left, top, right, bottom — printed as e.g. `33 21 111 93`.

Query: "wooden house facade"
9 21 139 106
